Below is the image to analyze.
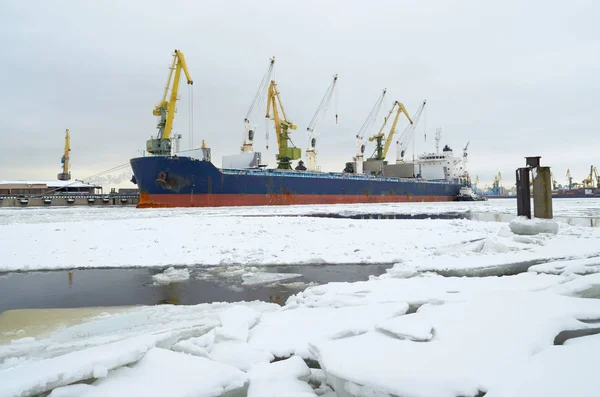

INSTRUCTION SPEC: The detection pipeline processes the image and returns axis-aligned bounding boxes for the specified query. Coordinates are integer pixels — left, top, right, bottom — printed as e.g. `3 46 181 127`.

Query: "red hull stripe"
138 192 455 208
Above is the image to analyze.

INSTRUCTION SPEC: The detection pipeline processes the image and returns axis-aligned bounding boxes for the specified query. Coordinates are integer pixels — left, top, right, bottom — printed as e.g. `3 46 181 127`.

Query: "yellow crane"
566 169 573 189
368 101 413 161
266 80 301 169
582 165 598 188
57 129 71 181
147 49 193 156
551 172 557 190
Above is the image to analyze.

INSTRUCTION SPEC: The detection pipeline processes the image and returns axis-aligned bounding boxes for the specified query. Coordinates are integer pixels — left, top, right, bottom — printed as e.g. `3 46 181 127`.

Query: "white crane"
395 100 426 163
242 57 275 153
353 89 387 174
306 74 338 171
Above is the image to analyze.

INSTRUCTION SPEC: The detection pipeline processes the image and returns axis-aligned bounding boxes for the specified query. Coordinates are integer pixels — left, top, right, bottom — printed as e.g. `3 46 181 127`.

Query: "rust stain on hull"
137 193 455 208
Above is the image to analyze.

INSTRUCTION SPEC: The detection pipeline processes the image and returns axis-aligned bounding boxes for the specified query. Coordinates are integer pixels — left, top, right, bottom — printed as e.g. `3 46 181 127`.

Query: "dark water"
296 211 600 227
0 264 391 312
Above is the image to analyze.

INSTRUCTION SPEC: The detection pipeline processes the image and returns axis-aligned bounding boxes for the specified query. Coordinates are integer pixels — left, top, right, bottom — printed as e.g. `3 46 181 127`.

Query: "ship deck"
221 167 454 185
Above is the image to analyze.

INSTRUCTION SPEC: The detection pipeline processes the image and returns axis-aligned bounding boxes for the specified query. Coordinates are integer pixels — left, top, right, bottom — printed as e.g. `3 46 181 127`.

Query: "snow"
151 267 190 285
72 348 247 397
529 256 600 275
248 303 409 359
311 291 600 397
375 314 433 341
2 200 600 396
509 216 559 235
1 203 599 272
247 355 315 397
485 333 600 397
0 333 176 397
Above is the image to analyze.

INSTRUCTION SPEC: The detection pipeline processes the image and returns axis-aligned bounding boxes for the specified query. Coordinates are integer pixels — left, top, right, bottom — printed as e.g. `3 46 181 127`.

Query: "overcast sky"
1 0 598 188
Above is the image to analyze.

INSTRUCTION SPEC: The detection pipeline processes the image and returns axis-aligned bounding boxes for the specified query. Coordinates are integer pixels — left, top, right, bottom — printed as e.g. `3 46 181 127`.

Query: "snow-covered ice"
311 291 600 397
242 272 303 286
1 211 599 272
2 200 600 396
151 266 190 285
509 216 559 235
55 348 248 397
247 355 315 397
248 303 409 360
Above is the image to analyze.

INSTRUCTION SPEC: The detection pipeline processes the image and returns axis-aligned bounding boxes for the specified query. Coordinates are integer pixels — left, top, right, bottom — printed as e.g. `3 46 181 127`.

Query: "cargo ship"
130 50 467 208
130 155 463 208
552 187 600 198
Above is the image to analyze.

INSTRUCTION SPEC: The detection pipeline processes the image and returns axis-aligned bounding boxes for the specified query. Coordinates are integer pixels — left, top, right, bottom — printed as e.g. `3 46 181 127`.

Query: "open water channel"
0 264 391 312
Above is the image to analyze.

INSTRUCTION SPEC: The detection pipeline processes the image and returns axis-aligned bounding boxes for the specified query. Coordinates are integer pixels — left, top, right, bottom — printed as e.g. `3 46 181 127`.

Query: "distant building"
0 180 101 196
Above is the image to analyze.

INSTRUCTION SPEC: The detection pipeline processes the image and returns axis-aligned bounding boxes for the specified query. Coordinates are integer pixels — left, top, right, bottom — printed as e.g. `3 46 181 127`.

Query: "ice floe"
151 267 190 285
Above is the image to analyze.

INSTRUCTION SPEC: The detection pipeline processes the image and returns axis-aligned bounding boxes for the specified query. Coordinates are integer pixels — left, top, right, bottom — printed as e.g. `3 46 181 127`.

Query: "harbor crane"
395 100 427 163
566 169 573 189
147 49 193 156
266 80 301 170
369 101 413 161
306 74 338 171
352 89 387 174
492 172 502 195
243 57 275 153
57 129 71 181
582 165 600 188
462 141 470 168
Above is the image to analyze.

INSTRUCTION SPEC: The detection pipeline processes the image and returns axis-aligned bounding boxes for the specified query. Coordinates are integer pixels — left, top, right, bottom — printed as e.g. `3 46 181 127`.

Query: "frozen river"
1 199 600 397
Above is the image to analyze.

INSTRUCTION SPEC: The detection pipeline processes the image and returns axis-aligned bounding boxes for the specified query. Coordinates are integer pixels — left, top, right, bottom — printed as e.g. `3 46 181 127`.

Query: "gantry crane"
147 49 193 156
306 74 338 171
265 80 300 169
352 89 387 174
57 129 71 181
396 100 426 163
243 57 275 153
551 172 557 190
368 101 413 161
594 166 600 188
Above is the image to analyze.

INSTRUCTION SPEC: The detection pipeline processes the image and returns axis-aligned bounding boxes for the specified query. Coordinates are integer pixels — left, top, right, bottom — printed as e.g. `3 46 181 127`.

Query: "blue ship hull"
130 156 462 207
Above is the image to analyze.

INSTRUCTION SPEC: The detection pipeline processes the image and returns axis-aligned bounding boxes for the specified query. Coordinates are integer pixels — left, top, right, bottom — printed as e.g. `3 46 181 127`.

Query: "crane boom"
57 129 71 181
306 74 338 171
395 100 426 163
266 80 300 169
147 49 193 156
368 101 413 161
243 57 275 153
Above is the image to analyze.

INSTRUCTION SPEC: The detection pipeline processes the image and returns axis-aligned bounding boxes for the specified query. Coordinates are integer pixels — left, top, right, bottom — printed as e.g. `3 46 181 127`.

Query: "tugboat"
456 186 487 201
